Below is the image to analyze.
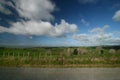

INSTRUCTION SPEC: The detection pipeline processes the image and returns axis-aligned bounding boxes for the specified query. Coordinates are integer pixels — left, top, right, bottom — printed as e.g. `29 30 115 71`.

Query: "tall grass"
0 47 120 67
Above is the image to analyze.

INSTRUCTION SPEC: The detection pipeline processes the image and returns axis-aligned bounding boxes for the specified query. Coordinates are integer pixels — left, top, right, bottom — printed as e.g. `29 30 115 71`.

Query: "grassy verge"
0 47 120 68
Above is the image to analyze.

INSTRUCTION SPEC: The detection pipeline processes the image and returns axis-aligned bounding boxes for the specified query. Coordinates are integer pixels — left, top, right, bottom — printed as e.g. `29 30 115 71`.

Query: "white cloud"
90 25 109 34
0 4 12 15
73 34 89 42
73 25 120 46
13 0 55 20
81 19 89 26
0 0 78 38
0 26 8 32
78 0 97 4
0 20 77 37
112 10 120 21
106 38 120 45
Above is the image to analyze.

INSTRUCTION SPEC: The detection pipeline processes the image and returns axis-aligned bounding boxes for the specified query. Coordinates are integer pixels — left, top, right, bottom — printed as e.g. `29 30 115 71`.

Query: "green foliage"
73 49 78 55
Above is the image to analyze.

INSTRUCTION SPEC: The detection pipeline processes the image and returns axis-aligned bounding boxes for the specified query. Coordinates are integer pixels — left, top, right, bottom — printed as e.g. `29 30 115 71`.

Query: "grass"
0 46 120 68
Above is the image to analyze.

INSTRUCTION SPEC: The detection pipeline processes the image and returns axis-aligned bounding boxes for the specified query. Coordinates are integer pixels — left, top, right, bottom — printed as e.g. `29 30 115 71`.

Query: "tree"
73 49 78 55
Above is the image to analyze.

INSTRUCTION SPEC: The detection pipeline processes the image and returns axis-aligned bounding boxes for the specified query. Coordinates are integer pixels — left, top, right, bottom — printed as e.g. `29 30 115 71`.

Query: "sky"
0 0 120 47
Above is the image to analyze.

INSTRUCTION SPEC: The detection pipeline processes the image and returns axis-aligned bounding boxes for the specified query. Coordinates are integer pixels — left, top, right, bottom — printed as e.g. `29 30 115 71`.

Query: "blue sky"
0 0 120 47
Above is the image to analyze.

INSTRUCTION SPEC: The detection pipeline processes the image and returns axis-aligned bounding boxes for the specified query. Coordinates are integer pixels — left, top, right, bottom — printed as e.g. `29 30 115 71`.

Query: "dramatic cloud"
81 19 89 26
0 0 14 8
78 0 98 4
73 25 120 46
0 20 77 37
12 0 55 20
0 0 78 37
0 3 12 15
112 10 120 21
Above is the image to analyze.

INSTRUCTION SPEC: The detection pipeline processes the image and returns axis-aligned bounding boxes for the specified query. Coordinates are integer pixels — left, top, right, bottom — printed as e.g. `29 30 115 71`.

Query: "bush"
73 49 78 55
109 49 116 54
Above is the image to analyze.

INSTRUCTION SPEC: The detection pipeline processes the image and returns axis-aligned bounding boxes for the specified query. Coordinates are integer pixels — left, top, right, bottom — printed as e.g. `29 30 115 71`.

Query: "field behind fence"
0 47 120 67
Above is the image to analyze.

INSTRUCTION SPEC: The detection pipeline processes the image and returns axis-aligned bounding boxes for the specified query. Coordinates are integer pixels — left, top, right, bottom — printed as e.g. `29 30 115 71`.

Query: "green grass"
0 47 120 67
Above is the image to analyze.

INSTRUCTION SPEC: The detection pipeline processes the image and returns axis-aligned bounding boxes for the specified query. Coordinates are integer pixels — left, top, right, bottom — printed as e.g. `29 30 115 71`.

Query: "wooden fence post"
34 53 35 58
3 52 5 57
23 52 24 57
28 52 29 57
8 52 9 58
13 52 14 57
18 52 19 58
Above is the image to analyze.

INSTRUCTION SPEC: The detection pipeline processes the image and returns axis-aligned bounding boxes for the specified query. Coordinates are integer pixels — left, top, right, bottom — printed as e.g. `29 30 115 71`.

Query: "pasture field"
0 46 120 67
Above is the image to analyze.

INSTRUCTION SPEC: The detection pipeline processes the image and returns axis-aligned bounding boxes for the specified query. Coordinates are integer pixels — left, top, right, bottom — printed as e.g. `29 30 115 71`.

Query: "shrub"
73 49 78 55
77 48 87 55
109 49 116 54
96 46 104 54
